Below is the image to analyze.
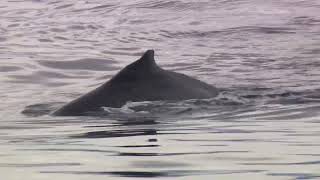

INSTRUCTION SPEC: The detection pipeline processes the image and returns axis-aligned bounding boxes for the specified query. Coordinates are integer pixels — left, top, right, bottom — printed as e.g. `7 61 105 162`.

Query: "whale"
53 50 218 116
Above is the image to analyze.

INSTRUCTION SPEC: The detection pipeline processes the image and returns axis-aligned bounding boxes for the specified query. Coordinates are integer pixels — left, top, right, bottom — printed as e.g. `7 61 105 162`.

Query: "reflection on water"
2 101 320 179
1 0 320 179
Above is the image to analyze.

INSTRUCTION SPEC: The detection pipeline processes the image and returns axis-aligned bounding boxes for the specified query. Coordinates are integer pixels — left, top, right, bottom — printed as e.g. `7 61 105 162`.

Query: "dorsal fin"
138 49 156 67
111 50 160 82
109 50 161 82
122 49 159 73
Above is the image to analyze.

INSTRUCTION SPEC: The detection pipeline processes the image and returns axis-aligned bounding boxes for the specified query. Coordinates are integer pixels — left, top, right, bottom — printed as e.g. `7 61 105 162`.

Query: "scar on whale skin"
53 50 218 116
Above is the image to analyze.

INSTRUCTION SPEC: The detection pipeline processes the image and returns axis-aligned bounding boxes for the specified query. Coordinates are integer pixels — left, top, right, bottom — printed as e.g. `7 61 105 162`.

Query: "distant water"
1 0 320 179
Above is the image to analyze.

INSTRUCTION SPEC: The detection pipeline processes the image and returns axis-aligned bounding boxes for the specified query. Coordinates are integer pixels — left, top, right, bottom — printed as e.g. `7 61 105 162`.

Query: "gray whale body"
54 50 218 116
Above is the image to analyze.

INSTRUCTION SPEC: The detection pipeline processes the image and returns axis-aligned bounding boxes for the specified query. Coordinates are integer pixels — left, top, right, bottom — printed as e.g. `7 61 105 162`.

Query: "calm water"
1 0 320 179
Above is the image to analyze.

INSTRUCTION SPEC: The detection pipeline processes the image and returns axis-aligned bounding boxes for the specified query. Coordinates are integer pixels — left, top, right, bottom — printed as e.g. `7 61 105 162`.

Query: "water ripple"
1 0 320 180
37 58 119 71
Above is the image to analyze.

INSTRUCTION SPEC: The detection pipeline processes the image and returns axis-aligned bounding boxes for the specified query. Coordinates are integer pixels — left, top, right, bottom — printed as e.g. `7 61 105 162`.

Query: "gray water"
1 0 320 179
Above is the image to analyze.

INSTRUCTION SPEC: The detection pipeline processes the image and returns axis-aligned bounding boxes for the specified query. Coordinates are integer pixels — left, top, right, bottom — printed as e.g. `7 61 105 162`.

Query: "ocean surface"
1 0 320 179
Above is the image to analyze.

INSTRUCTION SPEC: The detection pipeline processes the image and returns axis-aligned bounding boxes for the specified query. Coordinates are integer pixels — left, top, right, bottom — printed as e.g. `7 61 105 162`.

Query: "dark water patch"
248 129 295 133
0 66 22 72
37 30 47 34
118 118 159 126
7 136 59 144
268 172 320 179
287 143 320 147
189 21 201 25
199 144 228 147
208 129 253 134
0 162 81 167
242 160 320 166
54 4 73 9
291 16 320 26
174 138 299 144
133 0 180 9
37 58 118 71
0 37 7 42
71 129 157 139
151 131 189 135
132 0 209 11
77 38 99 43
48 1 62 5
38 38 53 42
302 48 320 55
215 156 276 162
252 26 297 34
171 138 255 142
295 154 320 156
181 53 207 57
54 36 69 40
40 169 264 177
159 30 222 39
71 4 116 13
68 25 86 30
309 120 320 124
115 145 160 148
172 138 300 144
41 170 169 177
270 97 320 106
240 91 301 100
117 150 248 157
89 4 116 10
128 19 155 25
132 160 189 168
50 28 66 32
222 26 297 35
82 125 119 128
83 118 158 127
132 36 161 42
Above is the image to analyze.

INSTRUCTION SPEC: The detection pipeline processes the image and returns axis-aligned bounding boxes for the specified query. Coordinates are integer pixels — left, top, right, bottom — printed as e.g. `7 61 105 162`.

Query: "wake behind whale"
53 50 219 116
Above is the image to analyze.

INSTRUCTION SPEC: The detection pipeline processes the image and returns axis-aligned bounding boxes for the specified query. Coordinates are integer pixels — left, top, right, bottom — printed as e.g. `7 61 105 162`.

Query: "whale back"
53 50 218 116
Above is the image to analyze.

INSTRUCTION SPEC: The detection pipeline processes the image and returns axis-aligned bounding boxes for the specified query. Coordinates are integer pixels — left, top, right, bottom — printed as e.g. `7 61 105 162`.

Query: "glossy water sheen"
1 0 320 179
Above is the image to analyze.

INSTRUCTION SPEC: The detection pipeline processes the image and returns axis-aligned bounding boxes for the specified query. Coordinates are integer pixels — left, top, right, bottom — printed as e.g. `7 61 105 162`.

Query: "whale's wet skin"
1 0 320 180
54 50 218 116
